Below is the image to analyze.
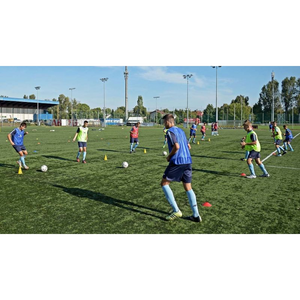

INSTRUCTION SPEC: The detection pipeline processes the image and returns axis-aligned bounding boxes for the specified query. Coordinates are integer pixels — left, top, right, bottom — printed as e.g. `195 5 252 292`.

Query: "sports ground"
0 125 299 234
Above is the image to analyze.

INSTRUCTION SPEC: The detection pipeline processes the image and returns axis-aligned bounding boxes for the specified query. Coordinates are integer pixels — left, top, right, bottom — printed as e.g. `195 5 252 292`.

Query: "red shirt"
130 126 139 138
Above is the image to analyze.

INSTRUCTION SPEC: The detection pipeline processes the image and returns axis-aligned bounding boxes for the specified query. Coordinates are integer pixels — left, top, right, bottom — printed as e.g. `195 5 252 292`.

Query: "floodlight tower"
100 78 108 127
69 87 75 125
124 66 129 122
212 66 221 123
153 96 160 124
271 71 275 122
183 74 193 128
35 86 41 126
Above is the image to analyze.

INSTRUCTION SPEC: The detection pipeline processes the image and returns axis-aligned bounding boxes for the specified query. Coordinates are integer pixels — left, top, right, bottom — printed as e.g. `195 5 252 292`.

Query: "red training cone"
240 173 246 177
202 202 212 207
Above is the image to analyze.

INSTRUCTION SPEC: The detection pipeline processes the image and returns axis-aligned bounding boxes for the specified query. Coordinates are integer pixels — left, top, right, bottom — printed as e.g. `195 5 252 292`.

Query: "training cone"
144 149 147 154
18 167 23 175
197 141 200 145
202 202 212 207
208 138 210 142
240 173 246 177
104 155 107 160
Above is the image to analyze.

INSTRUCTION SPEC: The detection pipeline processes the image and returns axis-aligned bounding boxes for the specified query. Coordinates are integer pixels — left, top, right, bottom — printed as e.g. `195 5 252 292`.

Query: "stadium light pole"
69 87 75 126
154 96 160 124
124 66 129 123
183 74 193 128
271 71 275 122
35 86 40 126
212 66 221 123
100 78 108 127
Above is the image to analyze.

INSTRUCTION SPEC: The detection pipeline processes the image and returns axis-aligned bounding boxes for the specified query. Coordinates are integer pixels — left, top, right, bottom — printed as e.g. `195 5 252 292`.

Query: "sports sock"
277 148 281 154
130 143 133 151
162 185 179 213
248 163 255 175
258 163 268 175
245 151 250 159
193 138 195 143
186 189 199 218
20 156 25 166
188 138 191 143
283 142 287 150
279 146 285 152
77 151 81 158
288 144 294 151
83 151 86 160
133 143 139 150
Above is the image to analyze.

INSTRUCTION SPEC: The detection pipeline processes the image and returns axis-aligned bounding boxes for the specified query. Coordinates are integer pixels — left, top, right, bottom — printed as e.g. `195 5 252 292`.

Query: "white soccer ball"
41 165 48 172
122 161 129 168
162 151 168 156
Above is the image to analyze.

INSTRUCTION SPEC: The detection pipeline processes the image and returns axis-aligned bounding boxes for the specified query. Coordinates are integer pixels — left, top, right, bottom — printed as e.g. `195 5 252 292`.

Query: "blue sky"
1 66 299 112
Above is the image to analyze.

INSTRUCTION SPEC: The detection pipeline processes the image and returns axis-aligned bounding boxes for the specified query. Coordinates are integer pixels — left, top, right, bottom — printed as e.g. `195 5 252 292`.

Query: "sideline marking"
261 132 299 163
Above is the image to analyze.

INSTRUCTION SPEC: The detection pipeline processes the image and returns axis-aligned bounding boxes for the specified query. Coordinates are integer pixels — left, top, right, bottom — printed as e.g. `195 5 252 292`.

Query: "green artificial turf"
0 124 299 233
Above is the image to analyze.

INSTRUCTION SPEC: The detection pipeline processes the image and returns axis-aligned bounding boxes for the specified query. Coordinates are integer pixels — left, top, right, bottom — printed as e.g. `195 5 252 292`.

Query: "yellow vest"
245 130 261 152
274 126 282 140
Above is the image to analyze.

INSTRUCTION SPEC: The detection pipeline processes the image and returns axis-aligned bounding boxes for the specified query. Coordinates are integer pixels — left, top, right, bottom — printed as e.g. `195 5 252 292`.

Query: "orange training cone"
202 202 212 207
240 173 246 177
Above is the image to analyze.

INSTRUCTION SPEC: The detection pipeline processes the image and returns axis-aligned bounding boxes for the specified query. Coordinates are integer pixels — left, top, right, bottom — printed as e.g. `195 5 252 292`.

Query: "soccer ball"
162 151 167 156
41 165 48 172
122 161 129 168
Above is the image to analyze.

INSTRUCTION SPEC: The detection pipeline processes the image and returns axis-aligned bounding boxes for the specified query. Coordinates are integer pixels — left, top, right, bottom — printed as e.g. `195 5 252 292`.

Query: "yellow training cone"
197 141 200 145
144 149 147 154
208 138 210 142
18 167 23 175
104 155 107 160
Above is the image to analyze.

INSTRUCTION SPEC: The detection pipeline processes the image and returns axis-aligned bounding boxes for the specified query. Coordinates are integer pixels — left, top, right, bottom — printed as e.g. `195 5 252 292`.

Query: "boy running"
161 114 202 222
7 122 29 170
240 121 270 178
188 121 197 144
73 120 89 163
130 122 140 153
272 121 286 156
283 124 294 152
201 122 206 140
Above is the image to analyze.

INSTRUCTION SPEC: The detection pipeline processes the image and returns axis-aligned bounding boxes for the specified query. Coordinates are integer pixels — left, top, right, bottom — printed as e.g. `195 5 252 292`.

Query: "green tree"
29 94 36 99
133 95 147 116
23 95 28 99
281 77 297 113
259 80 281 113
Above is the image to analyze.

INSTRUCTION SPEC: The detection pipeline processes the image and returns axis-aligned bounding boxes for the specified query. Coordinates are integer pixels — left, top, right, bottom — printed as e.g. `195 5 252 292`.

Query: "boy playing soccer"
240 121 270 179
130 122 140 153
283 124 294 152
188 121 197 144
201 122 206 140
272 121 286 156
161 114 202 222
7 122 30 170
73 120 89 163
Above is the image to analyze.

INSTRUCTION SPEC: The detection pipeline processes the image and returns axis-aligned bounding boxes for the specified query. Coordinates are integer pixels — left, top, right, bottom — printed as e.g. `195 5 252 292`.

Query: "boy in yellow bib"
240 121 270 179
73 120 89 163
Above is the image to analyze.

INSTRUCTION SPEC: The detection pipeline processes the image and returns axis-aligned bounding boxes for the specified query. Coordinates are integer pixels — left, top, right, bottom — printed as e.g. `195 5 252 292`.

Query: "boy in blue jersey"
161 114 202 222
283 124 294 151
7 122 30 170
188 121 197 144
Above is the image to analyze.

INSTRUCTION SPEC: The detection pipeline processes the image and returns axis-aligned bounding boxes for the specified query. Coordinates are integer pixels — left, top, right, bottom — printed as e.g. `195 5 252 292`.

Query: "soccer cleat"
166 210 182 221
23 165 29 170
282 151 287 156
82 160 86 164
260 173 270 177
246 174 256 179
76 158 80 162
277 154 282 157
188 215 202 223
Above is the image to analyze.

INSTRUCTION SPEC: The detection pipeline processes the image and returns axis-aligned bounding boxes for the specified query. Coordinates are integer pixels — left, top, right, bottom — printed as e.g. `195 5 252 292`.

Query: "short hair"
20 122 27 127
244 121 252 127
283 124 287 128
162 114 175 123
84 120 88 124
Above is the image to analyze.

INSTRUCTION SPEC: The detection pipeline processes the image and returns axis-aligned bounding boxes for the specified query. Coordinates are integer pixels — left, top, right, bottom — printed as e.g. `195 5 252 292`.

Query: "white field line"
266 165 300 170
261 132 300 163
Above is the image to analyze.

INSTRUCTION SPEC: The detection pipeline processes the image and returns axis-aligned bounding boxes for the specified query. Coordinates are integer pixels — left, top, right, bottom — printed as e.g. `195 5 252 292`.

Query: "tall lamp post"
100 78 108 127
154 96 160 124
124 67 129 123
271 71 275 122
69 87 75 126
35 86 40 125
212 66 221 123
183 74 193 128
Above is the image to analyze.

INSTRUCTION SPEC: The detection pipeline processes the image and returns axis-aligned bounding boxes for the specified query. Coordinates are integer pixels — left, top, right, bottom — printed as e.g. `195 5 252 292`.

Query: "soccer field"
0 125 299 234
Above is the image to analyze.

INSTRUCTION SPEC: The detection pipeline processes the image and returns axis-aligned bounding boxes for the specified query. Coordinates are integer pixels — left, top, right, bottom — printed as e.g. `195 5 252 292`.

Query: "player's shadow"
221 151 243 154
0 163 16 169
97 148 127 153
193 168 237 177
53 184 167 221
42 155 74 161
192 154 237 161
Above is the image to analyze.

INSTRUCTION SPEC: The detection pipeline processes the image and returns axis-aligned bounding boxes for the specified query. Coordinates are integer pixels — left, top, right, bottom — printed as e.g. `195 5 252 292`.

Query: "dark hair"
84 120 88 124
20 122 27 127
162 114 174 123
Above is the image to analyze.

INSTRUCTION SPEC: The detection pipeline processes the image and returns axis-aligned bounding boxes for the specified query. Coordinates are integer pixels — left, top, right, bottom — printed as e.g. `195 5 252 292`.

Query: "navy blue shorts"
130 137 139 143
283 138 292 143
163 163 192 183
78 142 87 148
13 145 26 153
201 130 205 135
248 150 260 159
190 131 196 137
275 139 282 145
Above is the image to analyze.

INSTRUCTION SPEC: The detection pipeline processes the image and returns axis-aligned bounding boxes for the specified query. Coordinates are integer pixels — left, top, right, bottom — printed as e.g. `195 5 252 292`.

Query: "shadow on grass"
192 154 237 161
43 155 74 161
0 163 16 169
193 168 238 177
53 184 167 221
221 151 243 154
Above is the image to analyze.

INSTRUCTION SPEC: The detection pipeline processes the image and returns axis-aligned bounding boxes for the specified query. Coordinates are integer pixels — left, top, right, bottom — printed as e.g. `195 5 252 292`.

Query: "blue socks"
258 163 268 175
20 156 25 166
186 189 199 218
83 151 86 161
133 143 139 150
162 185 179 212
77 151 81 159
248 163 255 176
